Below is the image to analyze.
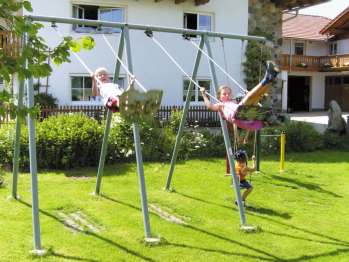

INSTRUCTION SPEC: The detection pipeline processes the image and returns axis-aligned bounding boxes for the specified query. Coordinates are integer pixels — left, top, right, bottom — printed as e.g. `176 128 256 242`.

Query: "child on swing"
200 61 279 130
200 61 278 175
92 67 134 112
234 149 256 207
200 60 279 130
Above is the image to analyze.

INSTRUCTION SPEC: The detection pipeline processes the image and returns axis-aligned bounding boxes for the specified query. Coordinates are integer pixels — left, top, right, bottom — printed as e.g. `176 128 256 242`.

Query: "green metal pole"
95 29 125 195
204 37 246 226
12 31 28 199
165 36 205 191
124 26 152 239
255 130 261 172
12 79 25 199
27 76 43 252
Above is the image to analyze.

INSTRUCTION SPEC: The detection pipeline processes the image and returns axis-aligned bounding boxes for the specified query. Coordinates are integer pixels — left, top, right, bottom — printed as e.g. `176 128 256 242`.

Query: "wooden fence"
0 31 21 57
0 105 221 127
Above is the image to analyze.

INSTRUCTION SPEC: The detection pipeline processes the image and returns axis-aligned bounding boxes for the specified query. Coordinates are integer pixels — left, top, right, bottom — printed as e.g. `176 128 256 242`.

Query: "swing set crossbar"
27 15 265 42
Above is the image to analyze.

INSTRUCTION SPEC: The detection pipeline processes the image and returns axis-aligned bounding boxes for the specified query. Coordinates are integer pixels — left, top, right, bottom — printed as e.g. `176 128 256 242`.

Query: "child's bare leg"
242 187 253 202
243 131 250 144
241 61 279 106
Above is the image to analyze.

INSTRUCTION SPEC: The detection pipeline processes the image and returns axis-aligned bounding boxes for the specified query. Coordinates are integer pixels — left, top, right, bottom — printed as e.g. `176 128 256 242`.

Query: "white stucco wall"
306 41 327 56
25 0 249 106
282 39 327 56
337 39 349 55
281 70 326 111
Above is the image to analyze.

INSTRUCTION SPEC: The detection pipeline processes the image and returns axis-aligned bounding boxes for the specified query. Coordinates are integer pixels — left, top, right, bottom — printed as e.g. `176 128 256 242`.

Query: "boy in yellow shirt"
234 149 256 207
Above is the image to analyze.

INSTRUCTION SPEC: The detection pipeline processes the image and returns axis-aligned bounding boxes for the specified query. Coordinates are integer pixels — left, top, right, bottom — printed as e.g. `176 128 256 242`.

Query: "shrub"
35 93 58 108
283 121 323 152
323 130 349 150
36 114 103 169
0 125 15 168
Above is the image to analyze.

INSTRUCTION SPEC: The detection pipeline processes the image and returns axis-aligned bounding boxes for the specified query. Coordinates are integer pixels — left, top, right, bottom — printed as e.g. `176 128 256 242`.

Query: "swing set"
10 15 267 254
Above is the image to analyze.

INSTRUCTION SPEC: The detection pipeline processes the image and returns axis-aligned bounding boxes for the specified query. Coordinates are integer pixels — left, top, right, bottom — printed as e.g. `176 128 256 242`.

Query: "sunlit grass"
0 151 348 261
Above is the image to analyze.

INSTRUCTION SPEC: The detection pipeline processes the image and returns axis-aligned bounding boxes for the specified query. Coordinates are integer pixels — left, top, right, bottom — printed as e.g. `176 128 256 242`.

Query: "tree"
0 0 94 117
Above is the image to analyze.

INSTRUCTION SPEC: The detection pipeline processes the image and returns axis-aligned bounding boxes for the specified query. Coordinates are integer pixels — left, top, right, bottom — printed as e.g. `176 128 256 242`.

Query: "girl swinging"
200 60 279 134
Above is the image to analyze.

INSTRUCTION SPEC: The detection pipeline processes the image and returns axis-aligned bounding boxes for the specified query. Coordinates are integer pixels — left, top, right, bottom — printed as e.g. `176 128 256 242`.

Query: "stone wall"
248 0 284 108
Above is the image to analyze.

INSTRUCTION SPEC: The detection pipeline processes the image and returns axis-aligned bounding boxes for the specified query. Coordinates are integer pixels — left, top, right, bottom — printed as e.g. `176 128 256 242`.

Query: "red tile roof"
282 13 331 40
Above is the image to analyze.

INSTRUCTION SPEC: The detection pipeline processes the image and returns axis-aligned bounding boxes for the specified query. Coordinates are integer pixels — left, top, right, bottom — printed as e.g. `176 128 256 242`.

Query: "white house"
281 7 349 112
23 0 250 106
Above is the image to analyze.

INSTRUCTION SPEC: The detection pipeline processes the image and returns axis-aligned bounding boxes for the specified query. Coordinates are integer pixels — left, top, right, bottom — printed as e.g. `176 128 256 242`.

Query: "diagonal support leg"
205 37 251 229
124 27 158 242
165 36 205 191
95 29 125 195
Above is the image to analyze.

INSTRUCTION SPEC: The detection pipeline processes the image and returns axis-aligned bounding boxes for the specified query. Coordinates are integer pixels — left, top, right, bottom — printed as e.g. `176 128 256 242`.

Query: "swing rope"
221 37 231 86
146 32 274 121
52 25 147 92
145 31 228 106
188 37 247 96
102 34 147 92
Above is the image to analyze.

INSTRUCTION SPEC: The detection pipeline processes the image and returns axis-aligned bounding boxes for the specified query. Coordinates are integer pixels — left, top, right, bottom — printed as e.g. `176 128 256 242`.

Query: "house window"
183 79 211 102
71 75 125 102
184 12 212 36
71 76 93 101
72 5 125 33
329 42 337 55
294 42 305 55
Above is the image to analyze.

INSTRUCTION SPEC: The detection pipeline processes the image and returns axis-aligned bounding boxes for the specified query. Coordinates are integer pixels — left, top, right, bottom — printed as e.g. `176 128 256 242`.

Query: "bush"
35 93 58 108
323 130 349 150
1 114 343 171
0 125 15 169
36 114 103 169
283 121 323 152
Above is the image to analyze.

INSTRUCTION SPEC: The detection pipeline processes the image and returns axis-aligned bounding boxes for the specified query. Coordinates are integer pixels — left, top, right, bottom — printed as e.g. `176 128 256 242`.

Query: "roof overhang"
320 7 349 35
283 36 327 41
271 0 330 11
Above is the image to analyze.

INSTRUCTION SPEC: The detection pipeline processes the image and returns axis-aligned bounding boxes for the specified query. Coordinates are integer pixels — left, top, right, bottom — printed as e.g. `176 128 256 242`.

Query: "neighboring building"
23 0 249 106
281 7 349 112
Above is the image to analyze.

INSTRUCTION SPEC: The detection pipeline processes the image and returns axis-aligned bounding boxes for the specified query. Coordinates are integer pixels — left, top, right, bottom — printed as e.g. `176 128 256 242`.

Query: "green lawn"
0 151 348 262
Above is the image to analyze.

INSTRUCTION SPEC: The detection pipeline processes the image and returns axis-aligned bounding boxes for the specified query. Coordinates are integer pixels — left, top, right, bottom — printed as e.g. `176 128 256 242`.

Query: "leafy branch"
0 0 95 118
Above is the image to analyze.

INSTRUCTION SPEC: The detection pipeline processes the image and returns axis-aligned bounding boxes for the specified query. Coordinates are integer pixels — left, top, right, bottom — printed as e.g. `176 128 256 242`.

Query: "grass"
0 150 348 261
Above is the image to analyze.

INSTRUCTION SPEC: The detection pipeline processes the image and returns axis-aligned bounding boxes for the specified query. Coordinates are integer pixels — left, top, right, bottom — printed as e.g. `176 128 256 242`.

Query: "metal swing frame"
11 15 265 253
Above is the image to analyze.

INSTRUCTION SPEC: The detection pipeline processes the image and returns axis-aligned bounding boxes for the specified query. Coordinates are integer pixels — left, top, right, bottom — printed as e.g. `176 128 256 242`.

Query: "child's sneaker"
107 97 119 111
261 60 279 85
235 200 245 207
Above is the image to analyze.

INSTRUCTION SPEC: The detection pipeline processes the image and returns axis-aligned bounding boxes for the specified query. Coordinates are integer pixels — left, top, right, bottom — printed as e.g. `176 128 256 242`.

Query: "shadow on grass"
249 212 349 247
183 224 282 261
262 229 349 248
18 200 156 262
46 247 100 262
177 191 291 219
163 241 275 261
285 248 349 262
245 206 291 219
100 194 141 211
175 191 233 210
56 163 136 178
271 175 342 198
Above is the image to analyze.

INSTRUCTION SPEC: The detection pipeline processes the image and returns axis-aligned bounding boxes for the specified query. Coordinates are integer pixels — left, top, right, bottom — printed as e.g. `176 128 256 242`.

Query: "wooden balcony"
0 31 21 57
280 54 349 72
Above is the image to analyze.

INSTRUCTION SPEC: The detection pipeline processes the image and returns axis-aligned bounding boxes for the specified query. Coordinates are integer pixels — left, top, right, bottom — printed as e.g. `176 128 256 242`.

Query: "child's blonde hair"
94 67 108 76
217 85 232 98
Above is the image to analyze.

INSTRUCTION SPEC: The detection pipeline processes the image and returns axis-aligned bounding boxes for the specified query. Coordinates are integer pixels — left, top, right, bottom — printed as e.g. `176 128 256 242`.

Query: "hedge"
0 113 347 170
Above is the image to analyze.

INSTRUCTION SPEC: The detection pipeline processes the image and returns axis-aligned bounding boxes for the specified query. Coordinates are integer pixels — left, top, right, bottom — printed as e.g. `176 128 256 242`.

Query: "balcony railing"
280 54 349 72
0 31 21 57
